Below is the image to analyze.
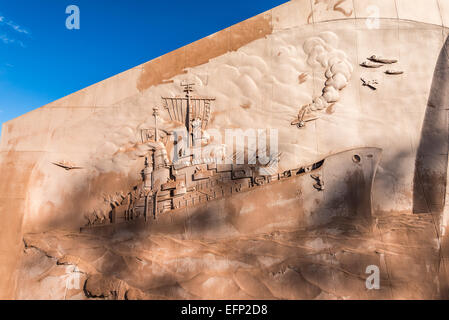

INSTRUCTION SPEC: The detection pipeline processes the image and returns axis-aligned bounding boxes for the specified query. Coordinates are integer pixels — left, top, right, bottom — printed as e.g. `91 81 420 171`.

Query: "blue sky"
0 0 286 125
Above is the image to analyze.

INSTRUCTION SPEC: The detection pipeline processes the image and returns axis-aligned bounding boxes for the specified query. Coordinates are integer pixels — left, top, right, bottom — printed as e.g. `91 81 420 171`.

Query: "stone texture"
396 0 443 26
272 0 313 30
311 0 356 23
439 0 449 28
354 0 398 19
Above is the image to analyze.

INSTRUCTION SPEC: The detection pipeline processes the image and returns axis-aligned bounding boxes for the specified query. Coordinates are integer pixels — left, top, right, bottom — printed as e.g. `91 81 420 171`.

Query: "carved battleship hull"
81 147 381 238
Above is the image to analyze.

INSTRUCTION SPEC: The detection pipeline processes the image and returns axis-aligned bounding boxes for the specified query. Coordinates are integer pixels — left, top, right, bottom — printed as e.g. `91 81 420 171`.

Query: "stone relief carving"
311 173 325 191
292 32 353 128
83 83 380 232
359 55 403 90
368 55 398 65
385 70 404 75
360 61 383 68
361 77 379 90
314 0 354 17
7 2 449 301
52 161 84 171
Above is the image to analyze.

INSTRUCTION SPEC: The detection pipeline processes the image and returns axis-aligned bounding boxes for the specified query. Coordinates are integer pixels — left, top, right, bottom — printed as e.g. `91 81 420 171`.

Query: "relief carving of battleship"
82 83 382 237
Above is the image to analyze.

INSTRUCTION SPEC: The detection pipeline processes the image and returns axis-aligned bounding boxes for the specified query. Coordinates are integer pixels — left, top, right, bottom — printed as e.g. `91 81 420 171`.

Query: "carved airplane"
361 77 378 90
291 105 319 128
360 61 383 68
385 69 404 75
367 55 398 64
52 161 84 171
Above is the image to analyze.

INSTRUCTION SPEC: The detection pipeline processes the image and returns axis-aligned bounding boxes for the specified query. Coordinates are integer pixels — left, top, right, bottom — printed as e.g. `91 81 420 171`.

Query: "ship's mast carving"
153 106 160 142
183 81 195 148
162 82 216 152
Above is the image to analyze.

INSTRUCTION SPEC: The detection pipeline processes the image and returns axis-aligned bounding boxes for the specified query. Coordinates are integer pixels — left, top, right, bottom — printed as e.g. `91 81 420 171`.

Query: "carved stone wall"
3 0 449 299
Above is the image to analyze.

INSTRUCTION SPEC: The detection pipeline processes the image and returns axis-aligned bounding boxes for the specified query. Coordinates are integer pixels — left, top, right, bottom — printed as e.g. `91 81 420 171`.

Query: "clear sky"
0 0 286 125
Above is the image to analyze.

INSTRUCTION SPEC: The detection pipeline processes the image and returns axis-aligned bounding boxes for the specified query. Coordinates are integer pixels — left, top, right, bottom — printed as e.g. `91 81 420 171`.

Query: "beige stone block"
229 11 273 52
0 199 26 244
0 123 6 151
358 16 439 31
354 0 398 19
354 15 400 31
372 156 416 213
396 0 442 26
312 0 355 23
316 115 365 155
290 124 319 165
415 109 449 156
329 250 392 299
403 111 426 154
0 252 21 299
137 47 187 92
137 12 273 94
272 0 313 30
94 67 142 107
186 29 231 67
440 0 449 28
0 188 27 299
398 27 443 77
415 153 448 209
45 85 96 108
445 24 449 37
45 106 95 132
440 239 449 262
0 109 51 152
356 23 400 63
437 258 449 298
0 151 41 198
43 108 103 154
360 112 415 157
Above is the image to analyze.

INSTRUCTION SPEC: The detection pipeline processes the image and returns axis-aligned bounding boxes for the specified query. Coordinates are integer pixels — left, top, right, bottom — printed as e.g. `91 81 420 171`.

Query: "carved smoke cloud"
303 32 353 111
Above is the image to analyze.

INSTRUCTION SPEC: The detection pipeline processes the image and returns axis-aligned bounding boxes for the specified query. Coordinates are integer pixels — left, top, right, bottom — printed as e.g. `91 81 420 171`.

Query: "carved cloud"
303 32 353 111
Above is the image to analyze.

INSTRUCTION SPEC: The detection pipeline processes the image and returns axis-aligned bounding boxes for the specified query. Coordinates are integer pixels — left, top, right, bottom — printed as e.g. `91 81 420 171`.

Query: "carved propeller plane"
291 105 319 128
52 161 84 171
361 77 378 90
367 55 398 65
